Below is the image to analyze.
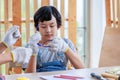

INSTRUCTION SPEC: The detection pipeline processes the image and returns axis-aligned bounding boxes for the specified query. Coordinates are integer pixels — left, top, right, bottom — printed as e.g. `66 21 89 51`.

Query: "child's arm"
0 42 8 54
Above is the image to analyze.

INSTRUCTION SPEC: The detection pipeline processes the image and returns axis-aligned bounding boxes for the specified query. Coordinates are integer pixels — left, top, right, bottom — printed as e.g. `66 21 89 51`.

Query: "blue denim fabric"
37 61 66 72
23 38 76 72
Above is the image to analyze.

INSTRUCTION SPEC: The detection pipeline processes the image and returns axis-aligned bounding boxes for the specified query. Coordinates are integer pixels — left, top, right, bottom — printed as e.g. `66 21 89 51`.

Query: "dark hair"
34 6 62 31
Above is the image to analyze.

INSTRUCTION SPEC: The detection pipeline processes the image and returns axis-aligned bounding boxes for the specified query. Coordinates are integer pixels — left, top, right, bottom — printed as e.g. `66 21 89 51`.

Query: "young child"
24 6 84 73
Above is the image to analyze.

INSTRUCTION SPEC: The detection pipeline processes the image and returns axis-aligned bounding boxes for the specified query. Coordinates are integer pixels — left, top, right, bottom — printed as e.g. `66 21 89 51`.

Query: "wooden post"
53 0 57 8
34 0 38 12
60 0 65 37
26 0 30 42
0 0 1 73
4 0 9 32
68 0 76 45
41 0 49 6
105 0 111 27
12 0 21 46
117 0 120 27
12 0 22 74
0 0 1 40
112 0 116 27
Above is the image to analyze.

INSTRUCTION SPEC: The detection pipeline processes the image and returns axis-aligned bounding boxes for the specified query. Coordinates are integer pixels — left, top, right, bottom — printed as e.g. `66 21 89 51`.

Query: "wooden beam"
53 0 57 8
4 0 9 74
117 0 120 27
105 0 111 26
26 0 30 42
2 0 11 74
0 19 34 24
4 0 9 32
112 0 116 27
12 0 21 46
34 0 38 12
41 0 49 6
60 0 65 37
0 0 1 40
68 0 76 45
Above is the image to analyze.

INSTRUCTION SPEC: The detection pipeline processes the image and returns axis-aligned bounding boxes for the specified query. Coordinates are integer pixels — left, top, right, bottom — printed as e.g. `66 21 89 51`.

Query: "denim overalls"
23 38 77 72
36 38 77 72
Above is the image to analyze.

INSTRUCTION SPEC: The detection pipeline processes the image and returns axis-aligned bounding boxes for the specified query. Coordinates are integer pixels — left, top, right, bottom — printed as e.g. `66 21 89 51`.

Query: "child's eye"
50 25 55 27
50 26 54 27
41 26 46 28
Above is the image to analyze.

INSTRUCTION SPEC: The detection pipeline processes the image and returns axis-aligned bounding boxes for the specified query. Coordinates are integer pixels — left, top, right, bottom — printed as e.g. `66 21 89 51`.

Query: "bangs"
39 7 52 22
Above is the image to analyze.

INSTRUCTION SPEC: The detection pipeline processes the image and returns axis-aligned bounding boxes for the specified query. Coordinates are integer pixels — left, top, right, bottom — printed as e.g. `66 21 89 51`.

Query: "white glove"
28 31 41 44
27 31 41 54
48 37 69 53
11 47 32 64
27 43 39 55
2 25 21 48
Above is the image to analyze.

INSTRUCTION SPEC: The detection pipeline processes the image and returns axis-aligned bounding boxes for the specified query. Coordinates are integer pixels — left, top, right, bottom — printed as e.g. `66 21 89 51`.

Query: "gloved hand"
48 37 69 53
11 47 32 64
28 31 41 44
2 25 21 48
27 31 41 54
27 43 39 55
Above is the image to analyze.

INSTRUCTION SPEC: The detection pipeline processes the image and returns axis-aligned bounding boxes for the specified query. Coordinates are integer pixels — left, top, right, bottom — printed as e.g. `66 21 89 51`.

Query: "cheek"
39 31 44 36
53 28 58 34
39 29 44 35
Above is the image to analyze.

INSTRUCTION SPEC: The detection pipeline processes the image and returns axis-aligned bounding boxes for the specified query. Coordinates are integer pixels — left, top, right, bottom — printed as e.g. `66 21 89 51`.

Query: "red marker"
54 75 84 80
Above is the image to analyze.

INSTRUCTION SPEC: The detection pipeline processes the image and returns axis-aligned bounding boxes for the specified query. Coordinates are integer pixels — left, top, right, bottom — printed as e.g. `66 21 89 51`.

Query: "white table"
4 66 120 80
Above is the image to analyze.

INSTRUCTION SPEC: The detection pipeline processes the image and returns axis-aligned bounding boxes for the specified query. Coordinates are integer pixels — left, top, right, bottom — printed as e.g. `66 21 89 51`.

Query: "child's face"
38 15 58 42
